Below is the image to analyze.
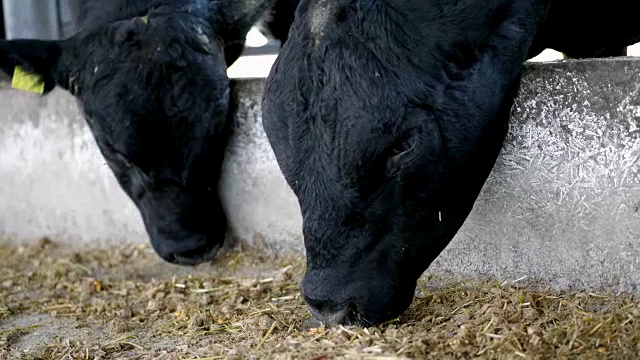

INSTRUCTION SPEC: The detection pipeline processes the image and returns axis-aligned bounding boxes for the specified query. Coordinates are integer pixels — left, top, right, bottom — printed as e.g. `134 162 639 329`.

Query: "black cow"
0 0 276 265
528 1 640 58
262 0 640 327
263 0 300 44
263 0 640 59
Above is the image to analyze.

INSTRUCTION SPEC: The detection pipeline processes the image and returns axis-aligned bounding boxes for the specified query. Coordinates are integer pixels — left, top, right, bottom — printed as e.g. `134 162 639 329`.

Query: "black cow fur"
529 1 640 59
0 0 276 265
263 0 299 44
265 0 640 59
261 0 640 326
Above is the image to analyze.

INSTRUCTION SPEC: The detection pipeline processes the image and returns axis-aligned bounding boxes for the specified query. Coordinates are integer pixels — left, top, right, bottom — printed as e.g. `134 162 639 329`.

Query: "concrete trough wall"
1 58 639 294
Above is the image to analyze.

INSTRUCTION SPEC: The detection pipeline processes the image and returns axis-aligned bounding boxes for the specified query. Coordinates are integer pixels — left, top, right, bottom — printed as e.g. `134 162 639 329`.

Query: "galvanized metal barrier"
1 0 78 40
0 58 638 294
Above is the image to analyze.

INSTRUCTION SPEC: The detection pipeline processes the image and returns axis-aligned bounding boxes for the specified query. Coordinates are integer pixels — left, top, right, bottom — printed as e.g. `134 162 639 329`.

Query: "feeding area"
2 1 640 359
1 239 640 359
1 46 640 360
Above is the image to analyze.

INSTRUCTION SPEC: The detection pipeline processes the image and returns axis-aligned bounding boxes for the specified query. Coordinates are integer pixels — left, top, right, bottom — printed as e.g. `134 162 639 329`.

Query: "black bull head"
0 0 276 265
262 0 640 326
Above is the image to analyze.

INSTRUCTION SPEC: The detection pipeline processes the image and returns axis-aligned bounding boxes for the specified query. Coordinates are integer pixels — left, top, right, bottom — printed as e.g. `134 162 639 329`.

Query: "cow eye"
385 132 418 176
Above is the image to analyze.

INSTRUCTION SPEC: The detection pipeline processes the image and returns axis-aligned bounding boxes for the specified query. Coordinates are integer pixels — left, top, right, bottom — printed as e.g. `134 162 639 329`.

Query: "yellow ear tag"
11 66 45 94
141 14 149 24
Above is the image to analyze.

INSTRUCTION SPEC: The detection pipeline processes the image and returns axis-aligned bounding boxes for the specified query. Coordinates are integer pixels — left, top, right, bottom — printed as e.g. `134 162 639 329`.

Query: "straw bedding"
0 238 638 359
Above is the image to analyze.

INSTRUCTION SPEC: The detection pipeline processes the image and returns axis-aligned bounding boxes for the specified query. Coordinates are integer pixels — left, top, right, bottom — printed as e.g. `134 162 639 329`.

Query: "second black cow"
262 0 640 326
0 0 279 265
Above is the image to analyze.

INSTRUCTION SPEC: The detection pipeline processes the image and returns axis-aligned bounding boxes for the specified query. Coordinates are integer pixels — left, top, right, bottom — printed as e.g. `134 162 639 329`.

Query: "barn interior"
1 1 640 358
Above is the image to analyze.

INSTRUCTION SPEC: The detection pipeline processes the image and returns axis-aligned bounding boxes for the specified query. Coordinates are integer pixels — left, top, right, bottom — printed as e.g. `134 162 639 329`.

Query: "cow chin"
300 235 420 327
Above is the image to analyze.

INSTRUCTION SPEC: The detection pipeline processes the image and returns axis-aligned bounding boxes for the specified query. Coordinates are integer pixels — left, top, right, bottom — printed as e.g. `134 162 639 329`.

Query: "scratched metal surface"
0 87 148 246
430 58 640 293
219 81 304 253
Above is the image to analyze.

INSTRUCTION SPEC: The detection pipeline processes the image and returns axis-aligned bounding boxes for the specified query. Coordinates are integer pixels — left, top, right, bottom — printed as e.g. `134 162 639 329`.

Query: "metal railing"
1 0 78 40
0 0 281 57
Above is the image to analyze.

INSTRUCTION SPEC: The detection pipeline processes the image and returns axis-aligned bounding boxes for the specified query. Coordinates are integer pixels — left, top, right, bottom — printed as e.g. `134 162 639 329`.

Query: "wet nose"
152 232 222 266
304 295 353 325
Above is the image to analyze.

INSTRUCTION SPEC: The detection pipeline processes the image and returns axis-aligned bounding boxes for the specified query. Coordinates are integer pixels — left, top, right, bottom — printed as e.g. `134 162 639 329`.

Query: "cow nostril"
305 297 360 326
303 296 329 313
152 234 223 266
307 303 350 326
168 242 221 266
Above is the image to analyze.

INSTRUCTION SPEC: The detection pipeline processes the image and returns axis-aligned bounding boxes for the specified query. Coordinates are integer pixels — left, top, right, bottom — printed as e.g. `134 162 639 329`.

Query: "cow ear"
213 0 275 46
0 39 65 94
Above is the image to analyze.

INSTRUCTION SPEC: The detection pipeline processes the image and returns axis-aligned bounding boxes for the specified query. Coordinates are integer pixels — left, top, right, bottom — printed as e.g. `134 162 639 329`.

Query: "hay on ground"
0 239 638 359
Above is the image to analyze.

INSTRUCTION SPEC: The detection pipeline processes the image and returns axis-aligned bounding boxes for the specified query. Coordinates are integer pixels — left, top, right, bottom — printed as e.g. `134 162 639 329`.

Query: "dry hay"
0 239 639 359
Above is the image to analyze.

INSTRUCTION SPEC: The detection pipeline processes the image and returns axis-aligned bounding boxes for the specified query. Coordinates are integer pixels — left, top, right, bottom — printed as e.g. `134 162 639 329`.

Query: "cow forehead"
309 0 335 45
67 22 228 171
300 70 407 140
77 7 216 48
68 14 223 83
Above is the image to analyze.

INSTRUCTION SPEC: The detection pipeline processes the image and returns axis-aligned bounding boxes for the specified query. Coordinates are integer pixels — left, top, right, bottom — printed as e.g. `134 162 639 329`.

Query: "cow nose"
304 296 353 326
169 242 221 266
152 232 222 266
